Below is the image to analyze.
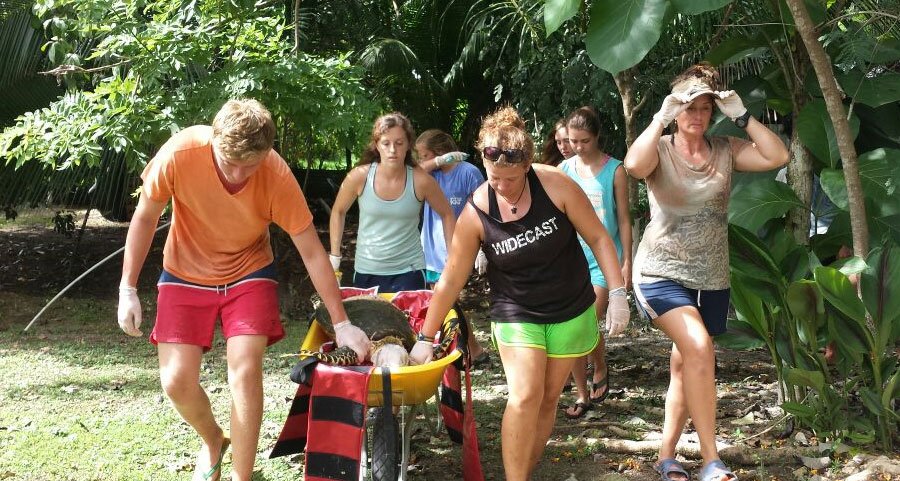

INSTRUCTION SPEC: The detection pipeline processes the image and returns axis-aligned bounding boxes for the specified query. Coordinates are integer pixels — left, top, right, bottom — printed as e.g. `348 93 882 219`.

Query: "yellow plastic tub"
299 292 462 407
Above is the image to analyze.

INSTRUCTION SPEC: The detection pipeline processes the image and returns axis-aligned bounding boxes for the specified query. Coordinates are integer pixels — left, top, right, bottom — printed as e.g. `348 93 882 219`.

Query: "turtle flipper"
298 347 359 366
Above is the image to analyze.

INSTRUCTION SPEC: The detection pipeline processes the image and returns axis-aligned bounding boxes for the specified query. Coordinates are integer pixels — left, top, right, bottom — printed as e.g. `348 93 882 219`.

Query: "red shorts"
151 266 284 351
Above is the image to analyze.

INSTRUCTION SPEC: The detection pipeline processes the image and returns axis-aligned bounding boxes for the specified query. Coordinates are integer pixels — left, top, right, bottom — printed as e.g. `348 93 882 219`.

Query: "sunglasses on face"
482 146 525 163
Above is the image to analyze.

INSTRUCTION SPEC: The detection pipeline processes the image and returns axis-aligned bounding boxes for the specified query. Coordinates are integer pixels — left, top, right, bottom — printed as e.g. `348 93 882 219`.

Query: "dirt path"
1 210 898 480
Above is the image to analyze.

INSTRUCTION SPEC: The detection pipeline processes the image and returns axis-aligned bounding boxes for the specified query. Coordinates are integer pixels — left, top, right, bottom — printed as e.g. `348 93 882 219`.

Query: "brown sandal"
564 401 592 419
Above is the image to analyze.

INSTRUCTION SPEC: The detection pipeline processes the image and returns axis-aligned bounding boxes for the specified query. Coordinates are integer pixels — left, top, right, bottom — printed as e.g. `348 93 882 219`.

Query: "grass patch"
0 292 312 480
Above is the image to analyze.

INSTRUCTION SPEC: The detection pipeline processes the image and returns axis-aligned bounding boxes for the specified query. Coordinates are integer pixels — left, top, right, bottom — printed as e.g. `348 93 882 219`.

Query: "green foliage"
543 0 579 36
0 0 380 179
796 100 861 169
728 179 805 233
585 0 670 75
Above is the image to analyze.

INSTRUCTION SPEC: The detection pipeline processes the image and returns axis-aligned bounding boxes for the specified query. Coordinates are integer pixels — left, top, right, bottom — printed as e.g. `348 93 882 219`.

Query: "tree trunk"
613 67 646 259
786 133 812 243
785 0 869 256
292 0 301 54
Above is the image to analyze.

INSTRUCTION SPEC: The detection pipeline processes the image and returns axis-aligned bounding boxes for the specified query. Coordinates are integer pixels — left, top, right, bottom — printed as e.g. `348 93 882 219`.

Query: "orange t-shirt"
142 125 312 285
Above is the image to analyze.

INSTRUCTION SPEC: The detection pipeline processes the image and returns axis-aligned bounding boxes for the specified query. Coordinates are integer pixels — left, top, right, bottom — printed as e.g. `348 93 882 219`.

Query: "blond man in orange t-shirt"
117 99 370 481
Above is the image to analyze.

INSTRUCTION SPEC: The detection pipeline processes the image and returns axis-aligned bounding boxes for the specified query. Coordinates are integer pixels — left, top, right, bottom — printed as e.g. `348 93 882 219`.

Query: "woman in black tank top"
409 107 631 481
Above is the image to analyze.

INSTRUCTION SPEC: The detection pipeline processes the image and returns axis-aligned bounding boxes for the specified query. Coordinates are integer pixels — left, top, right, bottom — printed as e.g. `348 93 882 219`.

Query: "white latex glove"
328 254 342 271
333 320 371 363
117 286 143 337
474 249 488 276
714 90 748 119
605 287 630 337
652 93 691 128
435 151 469 167
409 340 434 365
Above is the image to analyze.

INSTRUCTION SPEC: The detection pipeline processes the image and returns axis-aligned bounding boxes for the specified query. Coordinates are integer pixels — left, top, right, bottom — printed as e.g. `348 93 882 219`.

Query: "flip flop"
564 401 592 419
699 460 738 481
195 435 230 481
654 458 690 481
589 368 609 403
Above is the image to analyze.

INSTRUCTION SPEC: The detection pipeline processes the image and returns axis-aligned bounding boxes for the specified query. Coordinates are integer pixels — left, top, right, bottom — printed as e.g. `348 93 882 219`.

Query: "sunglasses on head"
482 146 525 163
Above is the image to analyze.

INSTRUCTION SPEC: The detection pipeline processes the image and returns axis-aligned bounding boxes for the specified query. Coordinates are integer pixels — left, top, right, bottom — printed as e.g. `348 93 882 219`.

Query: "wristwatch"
734 110 753 129
417 332 435 342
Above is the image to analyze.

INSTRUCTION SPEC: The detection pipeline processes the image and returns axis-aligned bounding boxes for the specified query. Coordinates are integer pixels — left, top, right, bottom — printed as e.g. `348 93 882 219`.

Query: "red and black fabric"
271 363 371 481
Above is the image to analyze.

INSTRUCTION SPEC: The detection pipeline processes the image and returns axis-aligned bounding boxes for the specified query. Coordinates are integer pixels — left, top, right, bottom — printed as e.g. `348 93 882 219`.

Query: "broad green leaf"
670 0 732 14
815 266 867 323
838 71 900 108
781 401 816 418
860 244 900 340
786 280 822 346
728 223 784 285
819 168 848 210
717 318 766 350
729 179 803 233
785 367 825 392
871 215 900 247
705 35 767 66
585 0 669 74
796 100 861 168
831 256 868 276
859 387 884 417
827 310 867 363
729 276 769 339
884 368 900 409
544 0 580 36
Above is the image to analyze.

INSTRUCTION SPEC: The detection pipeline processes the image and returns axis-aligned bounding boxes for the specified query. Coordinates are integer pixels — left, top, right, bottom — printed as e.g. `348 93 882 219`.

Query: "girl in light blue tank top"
355 163 425 274
559 155 623 287
558 106 633 420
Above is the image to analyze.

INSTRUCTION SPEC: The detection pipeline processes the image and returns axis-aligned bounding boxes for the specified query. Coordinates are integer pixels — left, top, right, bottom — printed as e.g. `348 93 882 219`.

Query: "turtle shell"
313 296 416 351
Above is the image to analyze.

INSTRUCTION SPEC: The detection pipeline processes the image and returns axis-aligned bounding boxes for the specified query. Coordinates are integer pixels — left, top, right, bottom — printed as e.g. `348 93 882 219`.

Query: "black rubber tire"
371 407 401 481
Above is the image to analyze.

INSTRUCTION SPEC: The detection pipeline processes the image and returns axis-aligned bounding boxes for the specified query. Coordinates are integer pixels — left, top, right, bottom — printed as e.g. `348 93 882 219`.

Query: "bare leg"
158 343 226 479
226 335 268 481
466 326 485 359
590 285 610 397
655 306 719 468
566 354 590 413
496 344 553 481
527 355 578 477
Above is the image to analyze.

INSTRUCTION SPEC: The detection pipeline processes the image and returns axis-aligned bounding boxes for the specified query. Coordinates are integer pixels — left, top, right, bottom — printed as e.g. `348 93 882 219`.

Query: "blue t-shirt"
559 156 623 287
421 162 484 274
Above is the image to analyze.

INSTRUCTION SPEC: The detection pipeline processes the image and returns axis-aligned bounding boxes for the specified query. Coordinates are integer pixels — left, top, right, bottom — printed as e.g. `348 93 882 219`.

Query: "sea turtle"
299 295 459 367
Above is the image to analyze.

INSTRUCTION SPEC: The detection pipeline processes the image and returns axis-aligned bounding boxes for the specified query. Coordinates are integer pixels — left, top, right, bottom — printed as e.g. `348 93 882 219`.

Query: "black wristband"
734 110 753 129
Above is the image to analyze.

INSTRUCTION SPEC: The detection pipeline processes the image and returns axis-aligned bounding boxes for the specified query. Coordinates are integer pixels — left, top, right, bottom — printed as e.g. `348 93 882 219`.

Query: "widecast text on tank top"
489 216 560 255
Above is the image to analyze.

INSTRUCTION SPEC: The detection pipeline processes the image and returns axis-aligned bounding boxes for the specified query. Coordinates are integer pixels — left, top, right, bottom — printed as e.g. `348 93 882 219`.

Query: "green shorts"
491 306 599 358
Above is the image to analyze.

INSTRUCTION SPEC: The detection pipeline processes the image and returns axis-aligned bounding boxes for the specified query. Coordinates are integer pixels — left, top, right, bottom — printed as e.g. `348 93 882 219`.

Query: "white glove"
652 93 691 128
328 254 341 271
409 340 434 365
474 249 488 276
117 286 143 337
333 320 371 363
435 151 469 167
605 287 630 337
714 90 748 119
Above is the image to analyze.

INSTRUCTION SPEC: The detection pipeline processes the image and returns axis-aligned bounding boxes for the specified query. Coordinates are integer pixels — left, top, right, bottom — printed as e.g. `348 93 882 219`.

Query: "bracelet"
416 332 435 342
608 287 627 297
119 285 137 293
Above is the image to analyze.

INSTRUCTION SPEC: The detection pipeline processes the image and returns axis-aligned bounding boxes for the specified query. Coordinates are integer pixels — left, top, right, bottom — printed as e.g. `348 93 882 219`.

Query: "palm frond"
0 6 64 126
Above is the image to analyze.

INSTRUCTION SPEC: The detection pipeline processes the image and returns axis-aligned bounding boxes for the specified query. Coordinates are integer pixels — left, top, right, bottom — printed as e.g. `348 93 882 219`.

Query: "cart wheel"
371 407 401 481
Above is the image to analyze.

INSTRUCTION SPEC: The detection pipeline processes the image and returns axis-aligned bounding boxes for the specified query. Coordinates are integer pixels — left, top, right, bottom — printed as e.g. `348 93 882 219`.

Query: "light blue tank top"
559 156 624 277
354 164 426 275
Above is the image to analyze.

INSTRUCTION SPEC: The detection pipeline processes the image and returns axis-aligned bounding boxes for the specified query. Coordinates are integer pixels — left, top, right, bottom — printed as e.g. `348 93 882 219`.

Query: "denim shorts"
633 279 730 336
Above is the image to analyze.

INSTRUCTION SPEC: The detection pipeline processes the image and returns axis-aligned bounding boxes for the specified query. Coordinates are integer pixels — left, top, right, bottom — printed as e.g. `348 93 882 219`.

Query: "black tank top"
471 168 594 324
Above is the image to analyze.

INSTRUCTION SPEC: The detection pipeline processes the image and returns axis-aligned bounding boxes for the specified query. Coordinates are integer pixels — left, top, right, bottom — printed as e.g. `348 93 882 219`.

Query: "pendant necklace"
502 181 528 214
